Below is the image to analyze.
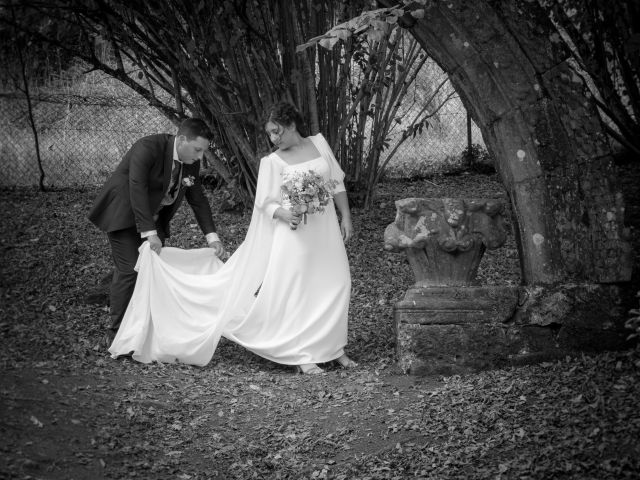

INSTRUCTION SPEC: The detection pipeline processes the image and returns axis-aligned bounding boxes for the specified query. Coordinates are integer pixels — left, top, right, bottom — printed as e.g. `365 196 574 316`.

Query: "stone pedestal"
385 198 520 374
395 285 520 375
385 198 630 375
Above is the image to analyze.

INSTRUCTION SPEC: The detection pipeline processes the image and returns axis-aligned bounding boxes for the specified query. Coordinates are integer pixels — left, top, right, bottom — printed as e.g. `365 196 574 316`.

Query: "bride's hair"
266 102 308 137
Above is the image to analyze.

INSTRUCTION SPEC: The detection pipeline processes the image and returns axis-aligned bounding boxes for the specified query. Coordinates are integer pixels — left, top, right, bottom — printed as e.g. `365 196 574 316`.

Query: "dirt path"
4 350 639 480
1 358 441 479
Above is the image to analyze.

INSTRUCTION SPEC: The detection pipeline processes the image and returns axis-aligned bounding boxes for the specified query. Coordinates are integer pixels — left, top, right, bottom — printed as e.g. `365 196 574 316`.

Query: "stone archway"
386 0 633 372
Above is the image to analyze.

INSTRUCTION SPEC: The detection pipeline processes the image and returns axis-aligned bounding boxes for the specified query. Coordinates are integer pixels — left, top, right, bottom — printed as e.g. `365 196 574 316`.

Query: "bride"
109 102 357 374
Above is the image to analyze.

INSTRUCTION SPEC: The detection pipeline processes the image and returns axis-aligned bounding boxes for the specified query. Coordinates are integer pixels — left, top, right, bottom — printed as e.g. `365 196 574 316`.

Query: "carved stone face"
384 197 508 286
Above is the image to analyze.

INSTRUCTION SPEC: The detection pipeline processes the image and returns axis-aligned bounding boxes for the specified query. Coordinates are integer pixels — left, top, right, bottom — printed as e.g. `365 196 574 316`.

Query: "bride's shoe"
295 363 325 375
335 354 358 369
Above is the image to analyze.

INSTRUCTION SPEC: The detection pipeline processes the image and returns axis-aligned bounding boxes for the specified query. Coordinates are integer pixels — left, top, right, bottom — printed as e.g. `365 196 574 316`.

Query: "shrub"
461 143 496 174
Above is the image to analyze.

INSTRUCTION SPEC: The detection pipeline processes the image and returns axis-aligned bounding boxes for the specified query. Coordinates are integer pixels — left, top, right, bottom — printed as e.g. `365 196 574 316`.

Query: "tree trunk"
401 0 632 352
12 5 46 191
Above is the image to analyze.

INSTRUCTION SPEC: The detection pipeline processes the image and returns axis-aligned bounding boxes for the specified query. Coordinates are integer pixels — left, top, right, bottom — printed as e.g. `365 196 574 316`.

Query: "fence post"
467 111 472 151
12 3 46 191
465 111 473 168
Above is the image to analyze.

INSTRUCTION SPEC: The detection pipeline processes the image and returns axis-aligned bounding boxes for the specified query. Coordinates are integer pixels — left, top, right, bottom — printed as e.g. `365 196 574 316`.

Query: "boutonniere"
182 175 196 187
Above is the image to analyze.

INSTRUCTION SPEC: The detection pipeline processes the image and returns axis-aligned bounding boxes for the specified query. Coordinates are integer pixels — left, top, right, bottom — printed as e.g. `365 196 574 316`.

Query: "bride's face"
265 121 296 149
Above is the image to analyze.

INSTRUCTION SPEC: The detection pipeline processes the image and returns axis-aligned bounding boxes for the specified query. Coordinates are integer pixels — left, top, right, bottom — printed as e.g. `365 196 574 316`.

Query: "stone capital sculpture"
384 198 508 286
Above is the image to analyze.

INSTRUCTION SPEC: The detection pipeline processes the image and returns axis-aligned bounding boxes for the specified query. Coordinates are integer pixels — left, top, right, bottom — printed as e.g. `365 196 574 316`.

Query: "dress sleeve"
311 134 346 194
254 154 284 219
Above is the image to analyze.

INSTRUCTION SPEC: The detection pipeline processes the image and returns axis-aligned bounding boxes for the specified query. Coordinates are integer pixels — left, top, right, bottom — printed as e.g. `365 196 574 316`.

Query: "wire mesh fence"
382 107 484 179
0 92 175 187
0 91 483 188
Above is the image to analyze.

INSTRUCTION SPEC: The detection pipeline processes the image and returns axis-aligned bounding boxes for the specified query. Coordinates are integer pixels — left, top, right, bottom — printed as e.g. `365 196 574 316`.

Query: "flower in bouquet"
281 170 338 229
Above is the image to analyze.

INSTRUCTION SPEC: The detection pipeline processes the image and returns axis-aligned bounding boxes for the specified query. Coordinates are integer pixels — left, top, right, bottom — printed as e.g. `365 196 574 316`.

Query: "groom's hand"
147 234 162 255
208 240 225 257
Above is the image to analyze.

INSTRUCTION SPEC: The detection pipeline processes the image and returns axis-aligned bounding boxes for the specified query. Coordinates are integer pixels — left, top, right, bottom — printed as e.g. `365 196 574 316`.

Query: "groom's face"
177 135 210 164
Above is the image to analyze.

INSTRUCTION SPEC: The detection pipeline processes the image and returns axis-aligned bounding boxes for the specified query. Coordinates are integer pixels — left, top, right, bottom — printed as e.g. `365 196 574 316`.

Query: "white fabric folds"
109 134 351 366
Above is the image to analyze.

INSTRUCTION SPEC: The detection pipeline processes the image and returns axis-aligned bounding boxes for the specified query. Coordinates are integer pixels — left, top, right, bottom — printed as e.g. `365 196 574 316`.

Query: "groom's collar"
172 138 182 164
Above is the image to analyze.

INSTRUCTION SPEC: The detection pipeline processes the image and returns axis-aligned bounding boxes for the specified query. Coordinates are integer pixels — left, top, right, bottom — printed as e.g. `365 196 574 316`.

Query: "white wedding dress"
108 134 351 366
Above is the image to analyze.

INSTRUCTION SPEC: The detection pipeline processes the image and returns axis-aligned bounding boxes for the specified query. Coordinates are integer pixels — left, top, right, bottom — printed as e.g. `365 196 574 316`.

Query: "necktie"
168 160 182 198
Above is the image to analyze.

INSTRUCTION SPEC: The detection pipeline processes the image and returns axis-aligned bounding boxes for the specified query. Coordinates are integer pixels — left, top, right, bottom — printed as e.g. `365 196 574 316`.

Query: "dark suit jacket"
88 134 215 238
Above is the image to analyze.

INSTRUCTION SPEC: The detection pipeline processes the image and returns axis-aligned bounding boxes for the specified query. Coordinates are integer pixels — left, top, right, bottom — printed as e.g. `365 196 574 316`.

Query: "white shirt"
140 139 219 244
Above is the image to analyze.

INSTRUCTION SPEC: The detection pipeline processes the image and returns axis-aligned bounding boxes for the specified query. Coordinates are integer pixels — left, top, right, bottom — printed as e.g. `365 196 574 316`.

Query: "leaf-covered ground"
1 173 639 480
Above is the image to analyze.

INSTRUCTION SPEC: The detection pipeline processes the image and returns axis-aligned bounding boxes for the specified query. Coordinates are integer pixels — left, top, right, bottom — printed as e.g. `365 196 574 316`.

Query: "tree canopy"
1 0 638 206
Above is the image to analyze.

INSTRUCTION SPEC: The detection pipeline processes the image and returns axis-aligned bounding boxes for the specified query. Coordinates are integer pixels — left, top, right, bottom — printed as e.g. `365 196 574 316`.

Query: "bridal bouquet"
281 170 338 229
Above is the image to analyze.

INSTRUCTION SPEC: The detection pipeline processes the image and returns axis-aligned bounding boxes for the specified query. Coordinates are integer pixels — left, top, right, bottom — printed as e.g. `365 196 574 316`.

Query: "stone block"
394 285 523 375
397 321 565 376
396 283 631 375
395 285 519 324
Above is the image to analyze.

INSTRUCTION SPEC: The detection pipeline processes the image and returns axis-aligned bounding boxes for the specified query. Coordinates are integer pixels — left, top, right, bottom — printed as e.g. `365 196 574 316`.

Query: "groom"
88 118 224 337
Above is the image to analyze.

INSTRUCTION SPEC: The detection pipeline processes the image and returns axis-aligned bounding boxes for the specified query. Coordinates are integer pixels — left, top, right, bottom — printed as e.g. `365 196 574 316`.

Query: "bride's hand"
275 207 302 228
341 217 353 243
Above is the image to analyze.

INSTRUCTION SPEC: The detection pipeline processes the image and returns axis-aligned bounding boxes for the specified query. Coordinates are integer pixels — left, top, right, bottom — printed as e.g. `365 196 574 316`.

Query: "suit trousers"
107 226 165 331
